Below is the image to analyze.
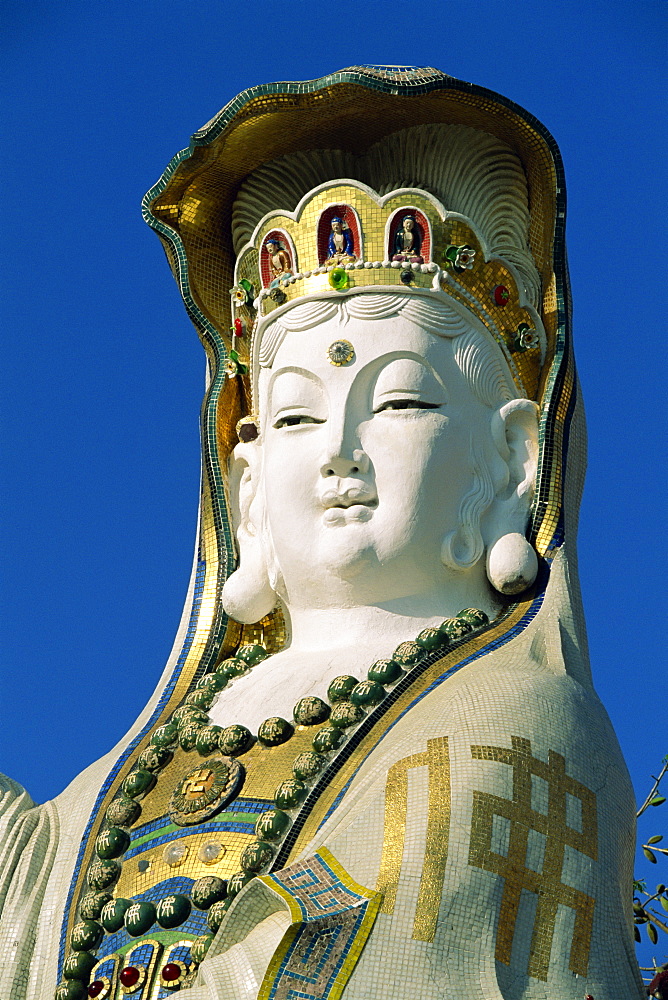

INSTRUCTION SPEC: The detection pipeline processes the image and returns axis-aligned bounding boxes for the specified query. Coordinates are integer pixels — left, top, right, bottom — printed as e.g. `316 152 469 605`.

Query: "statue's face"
331 219 342 233
403 217 414 231
257 308 496 606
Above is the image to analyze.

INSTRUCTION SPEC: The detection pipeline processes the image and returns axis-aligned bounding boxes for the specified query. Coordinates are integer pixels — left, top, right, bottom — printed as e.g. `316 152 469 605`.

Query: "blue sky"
1 0 666 975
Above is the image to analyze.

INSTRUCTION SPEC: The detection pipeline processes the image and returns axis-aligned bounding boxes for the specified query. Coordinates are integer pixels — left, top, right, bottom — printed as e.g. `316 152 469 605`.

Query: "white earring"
486 532 538 595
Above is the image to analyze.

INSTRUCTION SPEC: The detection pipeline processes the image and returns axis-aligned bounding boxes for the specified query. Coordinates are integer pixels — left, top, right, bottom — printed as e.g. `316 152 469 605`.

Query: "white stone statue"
0 67 643 1000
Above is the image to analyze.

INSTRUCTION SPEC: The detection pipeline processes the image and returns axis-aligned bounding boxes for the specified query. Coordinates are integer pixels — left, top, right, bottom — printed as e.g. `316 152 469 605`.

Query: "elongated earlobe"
441 524 484 571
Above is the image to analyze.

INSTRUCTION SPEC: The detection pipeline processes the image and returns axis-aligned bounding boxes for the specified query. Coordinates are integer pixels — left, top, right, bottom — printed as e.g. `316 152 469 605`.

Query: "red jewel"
88 984 105 999
120 967 140 987
233 317 244 337
162 963 182 982
493 284 510 306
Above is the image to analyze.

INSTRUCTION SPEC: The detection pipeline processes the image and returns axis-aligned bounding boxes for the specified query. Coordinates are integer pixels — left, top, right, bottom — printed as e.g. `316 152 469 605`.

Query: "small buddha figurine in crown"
324 215 356 265
392 213 423 263
265 237 293 284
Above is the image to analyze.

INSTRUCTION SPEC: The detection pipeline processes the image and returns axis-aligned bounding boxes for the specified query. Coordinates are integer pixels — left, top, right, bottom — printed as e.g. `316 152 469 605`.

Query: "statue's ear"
221 440 277 624
484 399 540 594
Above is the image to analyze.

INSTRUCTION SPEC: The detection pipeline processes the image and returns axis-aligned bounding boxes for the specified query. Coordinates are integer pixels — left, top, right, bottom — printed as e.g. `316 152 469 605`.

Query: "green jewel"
185 689 215 710
218 657 248 679
179 722 203 752
236 643 268 666
292 751 326 781
240 840 274 873
327 675 358 703
105 796 141 828
100 897 131 933
63 950 97 982
190 934 214 964
196 672 228 693
156 893 192 929
293 696 330 726
257 716 294 747
368 658 402 685
122 769 156 799
415 627 444 650
218 724 253 756
312 726 344 752
195 725 223 755
172 705 209 727
87 858 121 890
350 680 385 707
192 875 227 910
79 891 112 921
207 898 230 933
457 607 489 627
274 778 307 809
70 919 103 952
328 267 349 290
55 982 87 1000
227 871 253 897
392 641 423 667
95 826 130 860
329 701 365 729
150 722 179 748
125 900 156 937
439 617 474 640
136 745 173 771
254 808 291 841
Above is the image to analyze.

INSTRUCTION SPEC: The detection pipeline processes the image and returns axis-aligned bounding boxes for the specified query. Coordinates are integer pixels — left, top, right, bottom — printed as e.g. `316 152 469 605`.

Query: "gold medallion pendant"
168 757 245 826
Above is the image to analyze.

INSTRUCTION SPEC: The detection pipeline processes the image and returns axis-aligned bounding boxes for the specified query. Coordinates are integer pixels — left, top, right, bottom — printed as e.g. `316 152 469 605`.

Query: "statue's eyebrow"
266 366 324 413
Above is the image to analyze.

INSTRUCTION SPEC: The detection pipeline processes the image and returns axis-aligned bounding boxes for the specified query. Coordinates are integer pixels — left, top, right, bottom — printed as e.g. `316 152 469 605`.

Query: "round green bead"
227 871 253 897
257 717 294 747
95 826 130 860
179 722 202 752
240 840 274 873
172 705 209 727
55 981 87 1000
79 891 112 921
415 627 444 650
329 701 365 729
293 697 330 726
368 658 402 685
124 900 156 936
254 809 291 841
196 672 227 693
195 725 223 755
100 897 131 933
105 795 141 827
185 689 214 710
218 657 248 679
70 919 103 952
190 933 214 964
457 607 489 627
87 859 121 890
350 680 385 707
136 745 173 772
236 643 268 666
328 267 349 290
192 875 227 910
219 724 253 756
312 726 344 752
439 617 474 640
274 778 307 809
156 893 192 929
327 675 358 703
121 769 155 799
150 722 178 748
207 898 230 933
63 950 97 981
292 751 326 781
392 641 423 667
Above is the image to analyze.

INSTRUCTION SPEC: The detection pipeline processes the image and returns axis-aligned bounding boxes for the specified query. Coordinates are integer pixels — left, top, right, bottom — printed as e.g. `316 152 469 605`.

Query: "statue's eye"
373 399 441 413
273 414 325 429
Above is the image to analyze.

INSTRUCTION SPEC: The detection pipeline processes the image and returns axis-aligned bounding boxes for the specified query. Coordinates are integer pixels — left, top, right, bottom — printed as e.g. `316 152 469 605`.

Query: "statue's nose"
320 448 369 479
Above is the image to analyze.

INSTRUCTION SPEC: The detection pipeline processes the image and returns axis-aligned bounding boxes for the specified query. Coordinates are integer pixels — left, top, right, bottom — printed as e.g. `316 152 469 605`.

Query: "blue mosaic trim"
125 819 256 861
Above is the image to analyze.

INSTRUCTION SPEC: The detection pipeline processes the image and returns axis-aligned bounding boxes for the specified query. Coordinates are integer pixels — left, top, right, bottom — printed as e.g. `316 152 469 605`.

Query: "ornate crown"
228 181 545 401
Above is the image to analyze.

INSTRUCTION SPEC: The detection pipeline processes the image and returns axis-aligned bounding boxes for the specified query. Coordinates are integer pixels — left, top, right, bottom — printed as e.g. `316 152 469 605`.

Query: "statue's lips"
320 488 378 525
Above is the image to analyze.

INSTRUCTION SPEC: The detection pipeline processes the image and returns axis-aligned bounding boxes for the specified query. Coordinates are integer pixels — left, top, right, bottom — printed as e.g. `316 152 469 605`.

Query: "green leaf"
634 878 647 893
648 835 664 844
648 922 658 944
644 848 658 863
661 896 668 913
650 796 666 806
634 925 641 942
657 884 666 894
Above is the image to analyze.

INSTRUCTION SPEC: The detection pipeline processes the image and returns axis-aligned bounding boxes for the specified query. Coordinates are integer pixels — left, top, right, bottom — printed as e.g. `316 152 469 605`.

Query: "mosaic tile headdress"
142 64 576 660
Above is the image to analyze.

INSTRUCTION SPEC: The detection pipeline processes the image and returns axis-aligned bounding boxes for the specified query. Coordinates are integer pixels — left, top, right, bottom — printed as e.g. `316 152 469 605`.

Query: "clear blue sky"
1 0 666 974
